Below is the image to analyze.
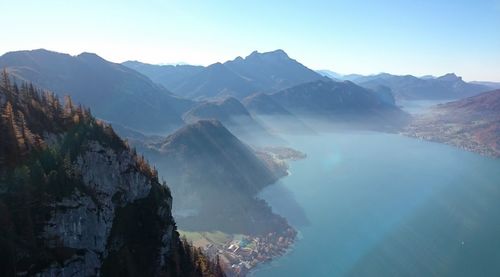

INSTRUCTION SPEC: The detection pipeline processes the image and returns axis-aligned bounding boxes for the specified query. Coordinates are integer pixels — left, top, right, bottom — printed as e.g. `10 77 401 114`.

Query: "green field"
179 230 245 248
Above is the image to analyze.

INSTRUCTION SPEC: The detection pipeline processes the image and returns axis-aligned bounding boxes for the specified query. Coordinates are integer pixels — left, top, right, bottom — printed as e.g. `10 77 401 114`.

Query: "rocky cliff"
0 73 223 276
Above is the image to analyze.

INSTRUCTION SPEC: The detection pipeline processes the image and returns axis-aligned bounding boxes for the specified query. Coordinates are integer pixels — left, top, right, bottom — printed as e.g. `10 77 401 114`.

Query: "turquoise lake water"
252 132 500 277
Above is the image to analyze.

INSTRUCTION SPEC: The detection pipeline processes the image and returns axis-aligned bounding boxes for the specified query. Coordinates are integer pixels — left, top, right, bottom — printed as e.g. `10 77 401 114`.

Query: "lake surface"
252 131 500 277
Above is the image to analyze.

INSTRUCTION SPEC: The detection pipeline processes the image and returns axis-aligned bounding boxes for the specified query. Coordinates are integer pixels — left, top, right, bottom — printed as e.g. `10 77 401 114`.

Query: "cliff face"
0 73 223 276
36 141 174 276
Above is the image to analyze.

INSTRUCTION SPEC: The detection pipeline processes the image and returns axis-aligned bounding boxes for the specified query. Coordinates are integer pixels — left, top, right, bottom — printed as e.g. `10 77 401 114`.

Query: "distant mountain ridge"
0 49 195 133
316 69 343 80
268 79 402 114
224 50 322 92
122 60 204 90
123 50 492 103
242 93 315 134
124 49 323 100
316 70 490 101
242 79 409 130
174 62 257 99
243 93 295 116
352 72 488 100
182 97 281 145
470 81 500 90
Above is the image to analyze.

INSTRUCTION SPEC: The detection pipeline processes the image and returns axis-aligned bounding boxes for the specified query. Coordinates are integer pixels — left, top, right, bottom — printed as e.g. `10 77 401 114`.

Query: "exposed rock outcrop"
0 74 224 276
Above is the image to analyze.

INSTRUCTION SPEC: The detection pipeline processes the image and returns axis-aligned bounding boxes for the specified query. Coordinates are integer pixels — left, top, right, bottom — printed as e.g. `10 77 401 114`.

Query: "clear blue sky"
1 0 499 81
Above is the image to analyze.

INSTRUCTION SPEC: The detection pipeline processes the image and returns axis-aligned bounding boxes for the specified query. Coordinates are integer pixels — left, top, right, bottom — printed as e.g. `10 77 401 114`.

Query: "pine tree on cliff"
1 69 11 92
1 102 20 166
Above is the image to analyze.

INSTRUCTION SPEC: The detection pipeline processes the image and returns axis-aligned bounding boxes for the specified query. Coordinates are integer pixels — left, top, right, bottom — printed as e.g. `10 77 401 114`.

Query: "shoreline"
182 146 306 276
403 106 500 159
181 227 297 276
402 129 500 159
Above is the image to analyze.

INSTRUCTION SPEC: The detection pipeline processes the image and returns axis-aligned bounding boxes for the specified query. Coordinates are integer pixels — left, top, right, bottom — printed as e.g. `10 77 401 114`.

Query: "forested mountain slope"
0 72 224 276
0 49 194 133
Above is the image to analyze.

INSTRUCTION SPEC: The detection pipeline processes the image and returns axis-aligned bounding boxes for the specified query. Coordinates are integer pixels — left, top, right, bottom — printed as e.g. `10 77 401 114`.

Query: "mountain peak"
189 118 224 130
210 62 224 66
77 52 107 63
184 96 251 123
207 62 226 69
246 49 290 60
376 72 395 79
204 62 233 75
437 73 461 82
25 48 61 55
2 49 72 61
178 118 225 134
159 119 231 150
269 49 288 57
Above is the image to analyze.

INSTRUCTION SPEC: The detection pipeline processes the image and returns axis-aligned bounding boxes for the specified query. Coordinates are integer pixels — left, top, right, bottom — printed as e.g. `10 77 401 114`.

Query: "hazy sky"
1 0 499 81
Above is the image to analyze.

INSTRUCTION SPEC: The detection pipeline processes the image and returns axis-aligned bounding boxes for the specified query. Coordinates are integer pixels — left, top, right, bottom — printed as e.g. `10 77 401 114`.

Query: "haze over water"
253 130 500 277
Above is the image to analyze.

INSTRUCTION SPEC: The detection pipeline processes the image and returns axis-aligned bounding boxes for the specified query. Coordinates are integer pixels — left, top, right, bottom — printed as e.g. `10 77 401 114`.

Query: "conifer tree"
15 110 28 156
63 95 74 119
1 68 11 91
1 102 19 165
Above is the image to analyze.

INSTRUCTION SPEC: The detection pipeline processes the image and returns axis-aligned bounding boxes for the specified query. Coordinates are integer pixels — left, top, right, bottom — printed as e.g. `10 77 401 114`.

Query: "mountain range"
3 48 494 142
355 73 488 100
246 79 410 130
124 50 324 100
319 70 490 101
0 48 414 141
0 49 194 133
121 60 204 90
267 79 397 112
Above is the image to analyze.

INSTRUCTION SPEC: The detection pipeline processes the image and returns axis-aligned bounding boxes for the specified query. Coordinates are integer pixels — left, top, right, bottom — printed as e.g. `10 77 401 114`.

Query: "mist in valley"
1 1 500 276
